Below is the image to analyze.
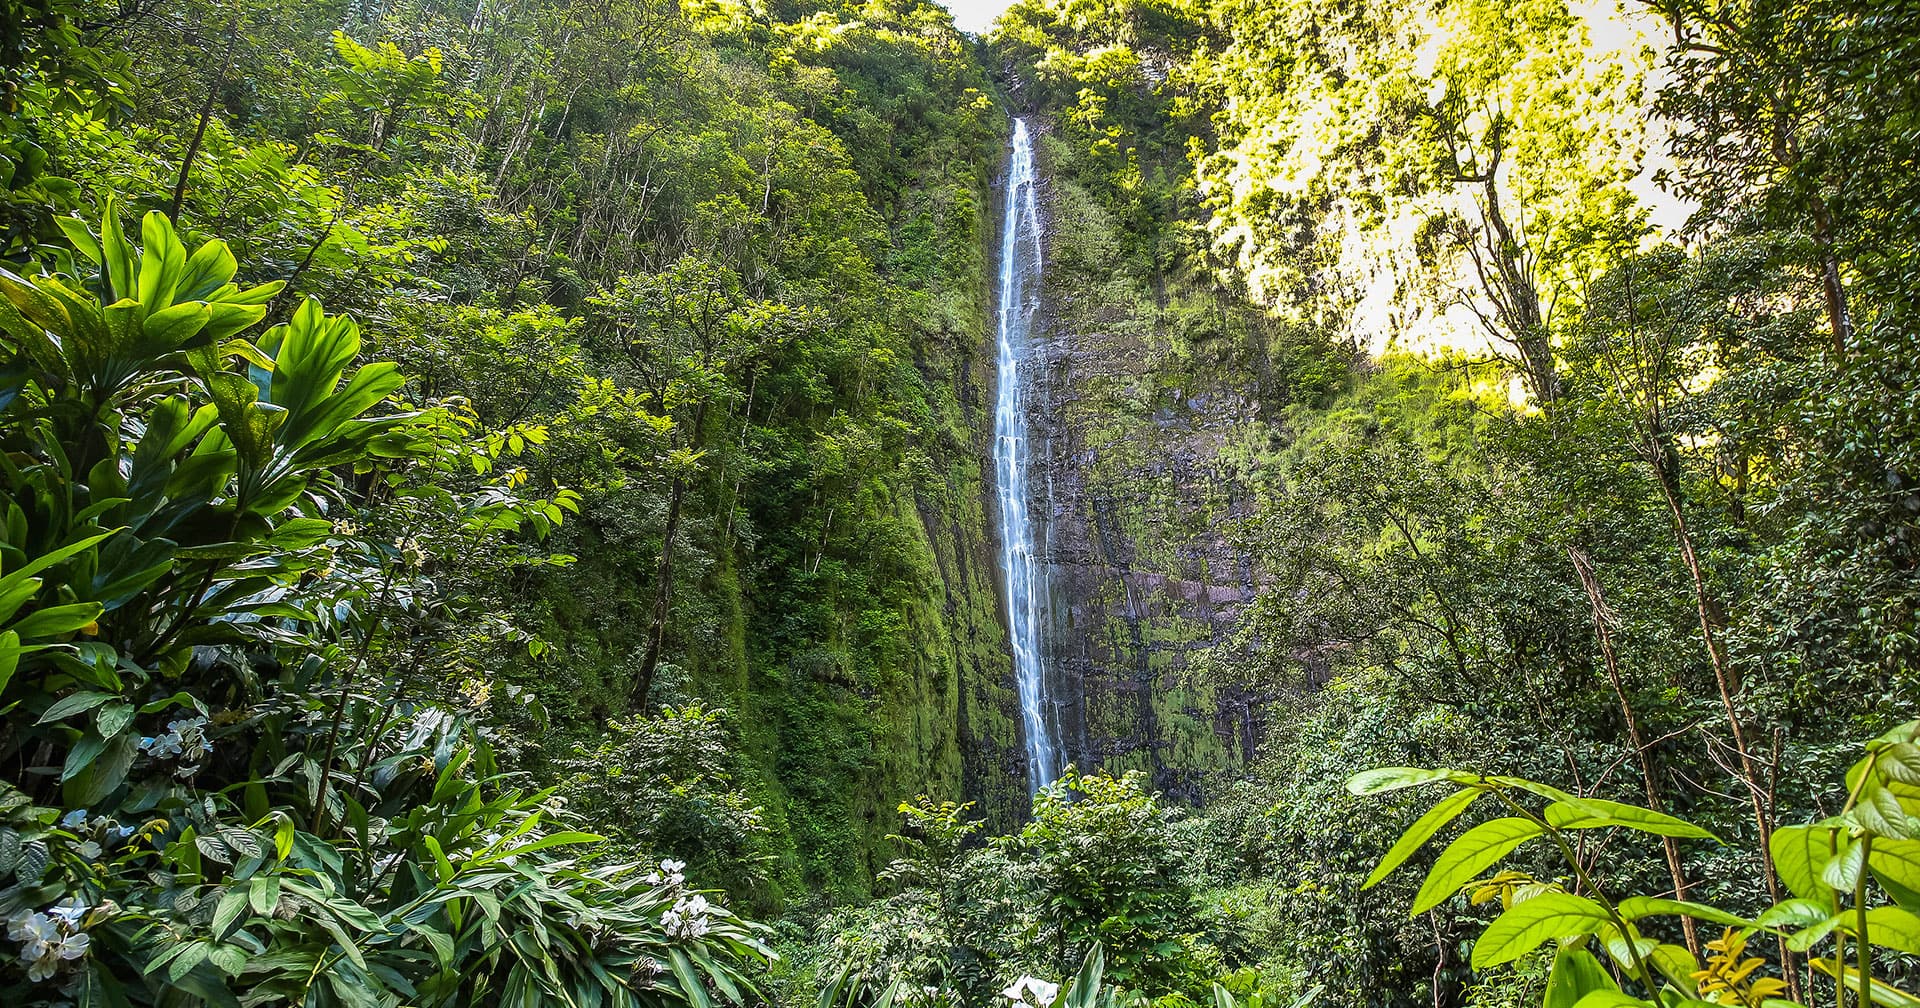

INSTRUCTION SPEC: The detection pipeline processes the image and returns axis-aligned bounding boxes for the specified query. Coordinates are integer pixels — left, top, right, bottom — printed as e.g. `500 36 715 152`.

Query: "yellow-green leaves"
1614 896 1750 927
1871 838 1920 909
1364 786 1483 888
1472 892 1611 968
136 208 187 308
1865 907 1920 955
1772 823 1844 899
1345 766 1480 795
1412 817 1544 914
1544 797 1718 840
1543 946 1619 1008
1354 767 1717 917
100 197 135 300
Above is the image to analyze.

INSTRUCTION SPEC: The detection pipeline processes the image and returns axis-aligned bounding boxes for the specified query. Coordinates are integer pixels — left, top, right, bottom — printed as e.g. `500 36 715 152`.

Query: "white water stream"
993 118 1060 792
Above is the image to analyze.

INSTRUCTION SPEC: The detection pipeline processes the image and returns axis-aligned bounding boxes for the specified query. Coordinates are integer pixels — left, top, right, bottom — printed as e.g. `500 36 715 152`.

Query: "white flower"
1000 977 1059 1007
59 810 88 830
647 857 687 887
47 898 88 926
52 932 88 961
660 891 715 940
10 904 90 981
7 910 55 950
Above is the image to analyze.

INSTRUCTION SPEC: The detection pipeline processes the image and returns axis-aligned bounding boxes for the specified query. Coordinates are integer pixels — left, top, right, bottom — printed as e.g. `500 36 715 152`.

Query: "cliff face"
1015 129 1289 804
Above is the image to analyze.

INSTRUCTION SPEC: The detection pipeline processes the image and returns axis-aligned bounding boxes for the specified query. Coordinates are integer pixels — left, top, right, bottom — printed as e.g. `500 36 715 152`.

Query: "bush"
0 204 770 1005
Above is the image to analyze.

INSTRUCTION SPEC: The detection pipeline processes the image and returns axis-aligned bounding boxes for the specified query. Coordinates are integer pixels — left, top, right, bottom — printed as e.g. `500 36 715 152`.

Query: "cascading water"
994 118 1061 792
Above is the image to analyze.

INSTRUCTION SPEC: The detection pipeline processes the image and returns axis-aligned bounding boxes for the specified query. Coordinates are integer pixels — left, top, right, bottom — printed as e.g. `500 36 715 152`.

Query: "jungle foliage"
2 0 1919 1005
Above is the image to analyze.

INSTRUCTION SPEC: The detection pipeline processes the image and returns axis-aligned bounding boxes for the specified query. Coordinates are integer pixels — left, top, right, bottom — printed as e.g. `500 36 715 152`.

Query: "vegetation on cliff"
1 0 1918 1005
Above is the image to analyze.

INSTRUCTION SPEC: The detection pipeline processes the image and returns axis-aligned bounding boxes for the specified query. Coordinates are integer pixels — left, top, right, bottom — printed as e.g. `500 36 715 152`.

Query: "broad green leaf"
1772 823 1843 899
1824 838 1867 889
207 945 246 978
1756 898 1836 929
167 941 210 983
1871 838 1920 910
1490 776 1578 802
1616 896 1751 927
1472 892 1613 969
56 217 100 265
1412 817 1544 914
60 732 105 781
1570 995 1651 1008
1810 958 1920 1007
38 690 117 724
201 302 270 344
1881 743 1920 786
1595 921 1658 971
1545 946 1618 1008
100 199 135 300
212 887 250 941
222 828 263 861
248 876 281 917
0 581 37 625
1546 798 1718 840
1066 942 1105 1008
0 631 19 695
142 301 211 352
137 210 186 308
1787 913 1847 952
1861 906 1920 954
1855 783 1918 839
1346 766 1477 795
668 948 713 1008
1646 943 1701 992
1365 786 1482 888
11 601 104 640
0 531 118 597
95 700 134 738
175 239 239 301
405 921 454 967
273 814 294 861
1872 722 1920 748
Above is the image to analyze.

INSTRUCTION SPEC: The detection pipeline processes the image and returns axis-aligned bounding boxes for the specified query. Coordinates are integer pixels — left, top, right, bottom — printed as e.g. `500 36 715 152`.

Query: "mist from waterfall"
994 118 1060 793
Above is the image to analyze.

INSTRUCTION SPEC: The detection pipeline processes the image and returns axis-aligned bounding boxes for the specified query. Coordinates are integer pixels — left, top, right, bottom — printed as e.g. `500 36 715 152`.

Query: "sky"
938 0 1013 34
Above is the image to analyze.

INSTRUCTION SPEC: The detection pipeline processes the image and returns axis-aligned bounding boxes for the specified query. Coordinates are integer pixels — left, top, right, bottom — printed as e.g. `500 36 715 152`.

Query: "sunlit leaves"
1472 892 1612 968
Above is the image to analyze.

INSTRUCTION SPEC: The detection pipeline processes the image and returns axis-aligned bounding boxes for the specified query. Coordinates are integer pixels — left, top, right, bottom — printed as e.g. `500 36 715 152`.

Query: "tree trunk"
1810 198 1853 356
1568 546 1698 955
1641 423 1794 996
629 474 685 712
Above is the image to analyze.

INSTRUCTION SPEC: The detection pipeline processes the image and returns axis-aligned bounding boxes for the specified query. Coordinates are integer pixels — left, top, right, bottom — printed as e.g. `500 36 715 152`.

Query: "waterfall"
994 118 1060 792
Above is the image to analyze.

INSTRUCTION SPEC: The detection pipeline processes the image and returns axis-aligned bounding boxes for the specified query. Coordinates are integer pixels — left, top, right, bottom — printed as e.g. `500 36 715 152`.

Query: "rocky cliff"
1012 126 1293 804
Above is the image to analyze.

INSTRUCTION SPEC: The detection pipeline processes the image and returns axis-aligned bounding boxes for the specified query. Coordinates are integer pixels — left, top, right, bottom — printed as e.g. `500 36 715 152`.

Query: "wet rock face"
1011 150 1284 805
1028 342 1271 803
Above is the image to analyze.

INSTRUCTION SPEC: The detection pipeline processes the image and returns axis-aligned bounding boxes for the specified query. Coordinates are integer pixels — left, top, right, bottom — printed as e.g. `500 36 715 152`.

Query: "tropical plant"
1350 719 1920 1007
0 203 771 1004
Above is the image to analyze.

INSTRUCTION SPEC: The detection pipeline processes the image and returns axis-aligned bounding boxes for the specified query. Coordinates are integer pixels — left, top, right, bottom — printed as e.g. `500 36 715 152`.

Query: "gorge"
0 0 1915 1005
